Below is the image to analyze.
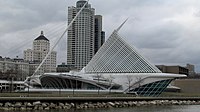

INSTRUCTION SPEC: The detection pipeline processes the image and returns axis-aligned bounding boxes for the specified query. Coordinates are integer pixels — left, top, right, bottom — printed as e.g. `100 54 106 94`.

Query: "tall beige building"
24 31 56 75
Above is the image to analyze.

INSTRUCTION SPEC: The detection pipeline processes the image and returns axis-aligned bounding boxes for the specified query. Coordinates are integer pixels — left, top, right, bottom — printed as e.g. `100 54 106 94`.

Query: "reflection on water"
2 105 200 112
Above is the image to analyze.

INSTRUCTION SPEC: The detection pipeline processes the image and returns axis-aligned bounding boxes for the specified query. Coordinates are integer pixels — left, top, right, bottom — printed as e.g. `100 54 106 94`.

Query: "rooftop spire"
41 31 44 35
116 18 129 32
34 31 49 41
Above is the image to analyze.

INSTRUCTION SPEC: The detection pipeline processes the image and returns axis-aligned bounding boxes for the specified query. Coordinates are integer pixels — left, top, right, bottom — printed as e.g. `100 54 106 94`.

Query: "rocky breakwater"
0 100 200 111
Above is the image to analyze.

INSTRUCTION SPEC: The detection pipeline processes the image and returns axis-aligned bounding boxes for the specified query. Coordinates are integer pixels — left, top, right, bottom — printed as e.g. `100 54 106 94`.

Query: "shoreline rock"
0 100 199 111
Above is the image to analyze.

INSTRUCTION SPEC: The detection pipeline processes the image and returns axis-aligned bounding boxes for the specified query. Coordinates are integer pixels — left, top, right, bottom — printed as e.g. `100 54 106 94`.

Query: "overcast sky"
1 0 200 72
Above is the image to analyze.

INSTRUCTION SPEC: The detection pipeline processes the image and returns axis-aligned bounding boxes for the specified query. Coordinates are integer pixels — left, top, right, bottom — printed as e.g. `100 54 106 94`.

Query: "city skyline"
0 0 200 72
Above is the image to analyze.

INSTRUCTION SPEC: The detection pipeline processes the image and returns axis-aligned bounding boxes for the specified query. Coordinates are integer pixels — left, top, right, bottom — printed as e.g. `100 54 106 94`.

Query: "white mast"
24 0 89 85
31 0 89 77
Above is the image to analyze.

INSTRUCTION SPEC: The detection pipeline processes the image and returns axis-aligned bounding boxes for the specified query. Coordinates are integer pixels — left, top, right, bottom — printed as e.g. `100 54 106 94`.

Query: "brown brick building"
156 65 189 75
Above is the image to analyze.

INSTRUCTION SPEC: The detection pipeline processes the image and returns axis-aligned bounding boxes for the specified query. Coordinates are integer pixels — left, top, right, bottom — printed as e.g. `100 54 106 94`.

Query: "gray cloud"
0 0 68 34
1 0 200 72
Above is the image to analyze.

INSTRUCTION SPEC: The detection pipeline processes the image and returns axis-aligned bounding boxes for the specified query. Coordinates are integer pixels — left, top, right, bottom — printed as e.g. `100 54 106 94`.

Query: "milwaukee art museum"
27 21 186 97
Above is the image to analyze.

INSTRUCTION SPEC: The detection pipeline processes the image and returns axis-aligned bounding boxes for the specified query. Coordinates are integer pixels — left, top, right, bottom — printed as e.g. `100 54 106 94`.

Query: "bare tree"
107 75 115 93
126 75 134 92
135 76 143 87
96 73 102 94
126 75 143 95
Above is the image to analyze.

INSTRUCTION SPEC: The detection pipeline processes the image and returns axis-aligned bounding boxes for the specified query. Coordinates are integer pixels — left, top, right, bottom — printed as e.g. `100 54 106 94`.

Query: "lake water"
3 105 200 112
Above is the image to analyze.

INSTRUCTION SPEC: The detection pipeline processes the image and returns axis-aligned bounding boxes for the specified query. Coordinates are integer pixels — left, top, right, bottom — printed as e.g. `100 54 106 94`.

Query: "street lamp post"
28 80 30 97
97 74 100 95
28 86 29 97
72 76 75 96
59 87 61 96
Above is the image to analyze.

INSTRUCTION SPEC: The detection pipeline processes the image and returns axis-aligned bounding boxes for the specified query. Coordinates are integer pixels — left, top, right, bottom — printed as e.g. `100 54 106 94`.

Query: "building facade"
156 65 189 76
24 31 57 75
56 63 76 73
94 15 105 54
67 0 104 70
186 64 196 76
0 56 29 81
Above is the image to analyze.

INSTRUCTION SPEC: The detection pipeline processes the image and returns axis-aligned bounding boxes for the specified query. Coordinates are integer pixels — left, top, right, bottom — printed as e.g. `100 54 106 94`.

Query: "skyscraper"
24 31 57 75
67 0 104 70
94 15 105 54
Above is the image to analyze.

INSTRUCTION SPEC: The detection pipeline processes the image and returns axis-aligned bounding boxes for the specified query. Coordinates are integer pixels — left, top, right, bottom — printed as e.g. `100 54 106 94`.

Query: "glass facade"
40 75 122 91
40 76 103 90
130 79 173 97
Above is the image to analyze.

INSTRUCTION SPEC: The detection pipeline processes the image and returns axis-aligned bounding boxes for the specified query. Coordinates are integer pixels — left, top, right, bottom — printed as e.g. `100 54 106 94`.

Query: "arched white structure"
27 19 186 97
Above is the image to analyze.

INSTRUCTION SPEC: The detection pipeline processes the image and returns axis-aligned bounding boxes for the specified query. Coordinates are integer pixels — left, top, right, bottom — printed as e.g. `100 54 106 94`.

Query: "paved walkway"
0 97 200 103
